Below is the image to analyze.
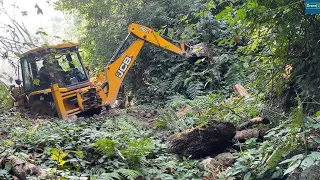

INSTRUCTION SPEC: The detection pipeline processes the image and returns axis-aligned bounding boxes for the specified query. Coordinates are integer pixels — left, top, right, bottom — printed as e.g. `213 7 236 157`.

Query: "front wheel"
84 107 102 116
30 100 57 117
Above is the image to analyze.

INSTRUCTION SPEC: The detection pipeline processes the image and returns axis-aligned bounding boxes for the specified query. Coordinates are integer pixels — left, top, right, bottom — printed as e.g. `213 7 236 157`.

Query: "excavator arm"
102 23 203 105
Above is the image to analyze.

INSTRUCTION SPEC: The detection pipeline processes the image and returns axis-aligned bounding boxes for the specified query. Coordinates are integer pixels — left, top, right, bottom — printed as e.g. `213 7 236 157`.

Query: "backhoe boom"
103 23 193 105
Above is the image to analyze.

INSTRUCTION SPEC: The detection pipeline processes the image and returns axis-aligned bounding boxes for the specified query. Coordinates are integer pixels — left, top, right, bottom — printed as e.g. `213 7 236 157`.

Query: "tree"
215 0 320 112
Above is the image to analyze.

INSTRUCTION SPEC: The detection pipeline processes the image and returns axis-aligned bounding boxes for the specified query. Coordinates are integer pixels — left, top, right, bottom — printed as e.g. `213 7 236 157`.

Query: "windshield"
21 48 88 91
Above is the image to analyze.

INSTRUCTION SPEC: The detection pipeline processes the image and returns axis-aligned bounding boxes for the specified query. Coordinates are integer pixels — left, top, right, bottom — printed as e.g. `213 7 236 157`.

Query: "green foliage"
155 108 188 131
216 0 320 112
0 82 13 111
0 110 203 179
186 81 204 99
217 99 320 179
99 169 141 180
93 138 119 156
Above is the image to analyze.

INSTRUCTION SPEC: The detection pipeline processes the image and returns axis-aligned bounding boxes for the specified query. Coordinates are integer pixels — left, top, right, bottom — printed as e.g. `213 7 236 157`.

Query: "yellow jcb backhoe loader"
10 23 209 119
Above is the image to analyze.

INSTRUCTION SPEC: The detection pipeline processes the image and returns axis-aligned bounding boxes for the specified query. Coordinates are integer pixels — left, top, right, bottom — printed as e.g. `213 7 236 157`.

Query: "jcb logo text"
116 56 132 78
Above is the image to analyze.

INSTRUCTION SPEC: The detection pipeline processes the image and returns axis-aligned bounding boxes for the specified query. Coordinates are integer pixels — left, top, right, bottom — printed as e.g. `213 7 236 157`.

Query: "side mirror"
15 79 22 86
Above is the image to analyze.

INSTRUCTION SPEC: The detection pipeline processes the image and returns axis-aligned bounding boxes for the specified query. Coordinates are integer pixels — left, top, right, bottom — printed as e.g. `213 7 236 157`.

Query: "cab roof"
21 42 80 57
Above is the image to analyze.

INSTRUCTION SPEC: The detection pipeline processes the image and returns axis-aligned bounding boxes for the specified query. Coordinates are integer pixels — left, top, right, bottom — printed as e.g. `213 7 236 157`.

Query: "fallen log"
236 117 269 131
0 155 45 180
168 121 236 159
234 128 269 141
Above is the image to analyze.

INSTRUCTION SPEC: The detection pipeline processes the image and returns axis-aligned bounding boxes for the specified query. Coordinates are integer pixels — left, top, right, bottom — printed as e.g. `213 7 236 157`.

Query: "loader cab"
20 43 89 92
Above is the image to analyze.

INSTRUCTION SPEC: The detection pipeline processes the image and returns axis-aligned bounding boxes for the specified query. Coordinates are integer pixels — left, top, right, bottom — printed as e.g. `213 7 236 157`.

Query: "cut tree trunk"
168 121 236 159
234 128 269 141
0 155 45 180
236 117 268 131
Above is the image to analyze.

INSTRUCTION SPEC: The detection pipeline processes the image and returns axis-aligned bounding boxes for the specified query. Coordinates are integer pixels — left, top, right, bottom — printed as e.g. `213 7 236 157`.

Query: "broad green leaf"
178 15 188 23
67 158 78 162
207 0 216 10
216 8 229 20
4 162 12 170
4 140 14 146
250 40 259 51
313 137 320 143
182 156 187 161
0 170 8 175
188 24 195 29
271 170 282 179
279 154 303 164
309 151 320 159
284 160 301 175
75 151 84 158
154 29 163 35
181 35 188 39
60 152 68 159
218 38 229 46
316 110 320 116
51 154 58 161
301 157 315 169
58 160 66 166
195 10 203 18
33 79 40 86
167 28 174 39
244 172 251 180
236 9 246 20
204 11 209 17
194 59 202 65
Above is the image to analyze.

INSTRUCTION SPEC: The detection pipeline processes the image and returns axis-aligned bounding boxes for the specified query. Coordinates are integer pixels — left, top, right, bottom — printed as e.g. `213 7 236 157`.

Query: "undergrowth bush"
0 82 13 111
0 111 202 179
217 99 320 180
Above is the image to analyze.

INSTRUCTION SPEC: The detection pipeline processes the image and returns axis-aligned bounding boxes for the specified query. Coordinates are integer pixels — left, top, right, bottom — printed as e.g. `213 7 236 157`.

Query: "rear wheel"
31 100 57 117
84 107 102 116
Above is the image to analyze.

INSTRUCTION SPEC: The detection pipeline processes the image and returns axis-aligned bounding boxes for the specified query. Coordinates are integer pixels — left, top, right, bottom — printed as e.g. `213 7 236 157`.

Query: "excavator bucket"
187 42 212 58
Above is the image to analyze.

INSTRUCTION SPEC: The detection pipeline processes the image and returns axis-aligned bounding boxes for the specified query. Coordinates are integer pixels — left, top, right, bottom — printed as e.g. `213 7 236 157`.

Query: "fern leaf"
183 76 194 87
186 81 204 99
98 172 121 180
116 168 141 180
171 73 184 89
93 138 119 156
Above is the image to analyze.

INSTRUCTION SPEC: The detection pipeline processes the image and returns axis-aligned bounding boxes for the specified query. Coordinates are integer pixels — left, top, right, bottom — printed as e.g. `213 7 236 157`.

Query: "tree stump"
167 121 236 159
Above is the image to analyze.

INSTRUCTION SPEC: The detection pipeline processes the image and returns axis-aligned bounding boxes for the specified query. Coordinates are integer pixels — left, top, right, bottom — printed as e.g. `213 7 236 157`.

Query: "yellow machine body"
11 23 207 119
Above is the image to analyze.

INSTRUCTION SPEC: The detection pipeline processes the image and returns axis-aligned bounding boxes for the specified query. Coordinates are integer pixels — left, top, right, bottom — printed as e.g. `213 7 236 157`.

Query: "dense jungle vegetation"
0 0 320 179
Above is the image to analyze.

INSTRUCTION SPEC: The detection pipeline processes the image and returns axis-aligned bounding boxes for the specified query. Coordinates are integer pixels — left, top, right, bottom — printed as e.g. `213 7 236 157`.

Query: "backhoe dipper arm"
102 23 190 105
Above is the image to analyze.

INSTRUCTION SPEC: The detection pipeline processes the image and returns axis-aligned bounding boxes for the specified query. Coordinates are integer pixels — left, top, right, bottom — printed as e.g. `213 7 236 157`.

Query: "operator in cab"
38 58 66 89
38 60 54 89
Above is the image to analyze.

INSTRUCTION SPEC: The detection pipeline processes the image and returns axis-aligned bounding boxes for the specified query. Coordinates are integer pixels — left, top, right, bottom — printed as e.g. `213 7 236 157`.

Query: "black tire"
31 100 57 117
85 107 102 116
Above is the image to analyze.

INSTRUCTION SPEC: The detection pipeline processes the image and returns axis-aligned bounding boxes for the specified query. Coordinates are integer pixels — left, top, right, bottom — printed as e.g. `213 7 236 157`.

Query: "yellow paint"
16 23 192 120
104 39 145 104
51 84 67 119
22 42 80 56
103 24 190 105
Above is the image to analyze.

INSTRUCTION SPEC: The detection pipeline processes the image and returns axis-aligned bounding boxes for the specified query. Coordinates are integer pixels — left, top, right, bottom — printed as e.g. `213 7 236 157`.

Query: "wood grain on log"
236 117 266 131
0 155 44 180
234 128 269 140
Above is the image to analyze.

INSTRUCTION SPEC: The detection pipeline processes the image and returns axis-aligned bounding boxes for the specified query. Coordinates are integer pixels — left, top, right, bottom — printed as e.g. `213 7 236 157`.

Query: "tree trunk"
168 121 236 159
